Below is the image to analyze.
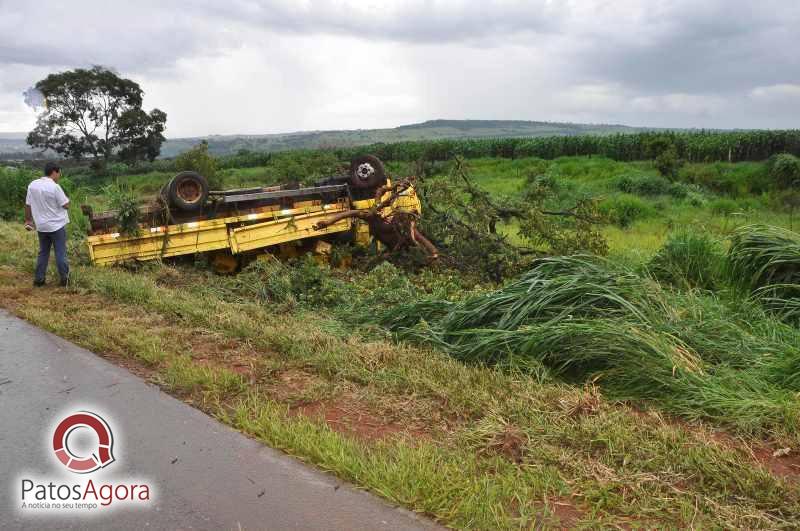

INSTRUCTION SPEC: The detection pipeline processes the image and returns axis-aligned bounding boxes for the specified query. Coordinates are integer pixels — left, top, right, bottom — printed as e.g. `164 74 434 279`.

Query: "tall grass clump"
380 255 800 436
646 230 725 290
598 194 655 228
726 224 800 323
727 225 800 292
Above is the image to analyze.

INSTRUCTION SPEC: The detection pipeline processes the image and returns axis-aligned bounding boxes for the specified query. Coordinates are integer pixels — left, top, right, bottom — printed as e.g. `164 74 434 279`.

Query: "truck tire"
168 171 208 212
349 155 386 189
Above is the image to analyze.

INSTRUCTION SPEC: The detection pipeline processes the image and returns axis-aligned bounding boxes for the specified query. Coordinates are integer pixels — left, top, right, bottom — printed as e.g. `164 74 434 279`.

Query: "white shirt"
25 177 70 233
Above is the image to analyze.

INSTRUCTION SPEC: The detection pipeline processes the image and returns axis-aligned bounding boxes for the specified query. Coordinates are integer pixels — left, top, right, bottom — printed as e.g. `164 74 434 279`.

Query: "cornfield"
338 130 800 164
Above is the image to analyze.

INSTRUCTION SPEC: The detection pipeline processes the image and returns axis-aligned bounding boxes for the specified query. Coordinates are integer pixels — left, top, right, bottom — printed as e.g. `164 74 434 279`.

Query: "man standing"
24 162 70 287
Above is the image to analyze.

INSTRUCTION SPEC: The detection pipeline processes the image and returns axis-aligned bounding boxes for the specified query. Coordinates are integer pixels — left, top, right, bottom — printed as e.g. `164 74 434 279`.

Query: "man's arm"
57 185 70 209
24 205 34 230
24 185 34 229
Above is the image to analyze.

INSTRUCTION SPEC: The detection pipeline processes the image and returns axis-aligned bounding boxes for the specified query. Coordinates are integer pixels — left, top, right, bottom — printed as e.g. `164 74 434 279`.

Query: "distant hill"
159 120 646 158
0 119 647 160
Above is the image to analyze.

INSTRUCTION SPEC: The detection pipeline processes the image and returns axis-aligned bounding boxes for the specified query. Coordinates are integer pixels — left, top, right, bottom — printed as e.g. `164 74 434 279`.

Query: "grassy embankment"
1 156 800 528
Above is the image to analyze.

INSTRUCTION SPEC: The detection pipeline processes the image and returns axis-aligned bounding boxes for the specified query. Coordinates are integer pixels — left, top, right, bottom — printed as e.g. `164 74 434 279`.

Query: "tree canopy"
27 66 167 163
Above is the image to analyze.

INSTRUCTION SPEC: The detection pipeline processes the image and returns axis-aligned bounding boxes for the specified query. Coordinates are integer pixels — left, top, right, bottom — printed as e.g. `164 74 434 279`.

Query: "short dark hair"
44 162 60 176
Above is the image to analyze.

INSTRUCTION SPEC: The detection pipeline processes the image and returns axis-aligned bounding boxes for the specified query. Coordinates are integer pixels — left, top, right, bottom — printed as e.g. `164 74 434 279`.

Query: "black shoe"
33 280 45 287
59 277 69 287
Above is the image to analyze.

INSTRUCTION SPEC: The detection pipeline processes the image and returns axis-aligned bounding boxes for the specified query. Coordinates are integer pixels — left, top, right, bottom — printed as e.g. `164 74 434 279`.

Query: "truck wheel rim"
356 162 375 181
177 180 202 203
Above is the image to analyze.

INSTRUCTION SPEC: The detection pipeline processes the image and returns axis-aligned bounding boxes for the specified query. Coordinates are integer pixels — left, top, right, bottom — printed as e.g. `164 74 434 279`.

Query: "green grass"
726 224 800 324
464 156 794 266
646 229 725 290
4 153 800 528
2 244 799 527
381 255 800 439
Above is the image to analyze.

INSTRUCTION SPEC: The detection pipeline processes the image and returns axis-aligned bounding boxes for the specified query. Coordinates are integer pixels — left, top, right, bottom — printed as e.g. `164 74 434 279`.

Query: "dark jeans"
35 227 69 284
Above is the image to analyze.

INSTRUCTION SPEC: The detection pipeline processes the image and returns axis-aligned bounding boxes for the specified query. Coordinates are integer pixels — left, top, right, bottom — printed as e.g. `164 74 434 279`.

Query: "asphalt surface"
0 309 440 530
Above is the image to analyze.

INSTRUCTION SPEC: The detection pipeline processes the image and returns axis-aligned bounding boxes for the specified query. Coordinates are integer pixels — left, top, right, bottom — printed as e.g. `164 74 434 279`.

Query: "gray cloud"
569 0 800 93
198 0 564 44
0 0 798 134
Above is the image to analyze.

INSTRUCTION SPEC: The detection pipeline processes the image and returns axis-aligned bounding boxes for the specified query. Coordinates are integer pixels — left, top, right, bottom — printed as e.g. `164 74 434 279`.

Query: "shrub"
667 182 689 199
175 141 220 189
655 146 681 180
526 172 560 192
709 198 741 216
614 173 690 199
0 167 34 221
767 153 800 189
680 162 770 197
266 150 342 185
615 174 669 196
599 195 654 227
647 230 725 290
106 182 141 236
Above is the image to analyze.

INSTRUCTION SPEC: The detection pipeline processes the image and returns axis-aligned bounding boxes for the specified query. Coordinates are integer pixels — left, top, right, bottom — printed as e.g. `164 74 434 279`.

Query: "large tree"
27 66 167 163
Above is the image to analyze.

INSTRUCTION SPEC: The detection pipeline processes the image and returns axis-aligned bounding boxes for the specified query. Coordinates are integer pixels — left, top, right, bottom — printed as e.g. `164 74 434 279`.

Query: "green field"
2 142 800 528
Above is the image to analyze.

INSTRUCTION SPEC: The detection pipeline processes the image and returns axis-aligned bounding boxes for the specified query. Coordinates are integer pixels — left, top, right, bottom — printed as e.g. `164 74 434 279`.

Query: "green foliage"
655 146 682 180
419 158 607 280
105 182 141 236
335 130 800 165
726 225 800 315
380 255 800 435
767 153 800 189
771 189 800 230
289 256 349 306
0 167 34 221
680 162 770 197
420 176 524 281
267 150 342 185
175 141 219 189
599 195 654 227
647 230 725 290
27 66 166 162
772 189 800 212
614 174 688 198
237 255 349 308
709 198 740 216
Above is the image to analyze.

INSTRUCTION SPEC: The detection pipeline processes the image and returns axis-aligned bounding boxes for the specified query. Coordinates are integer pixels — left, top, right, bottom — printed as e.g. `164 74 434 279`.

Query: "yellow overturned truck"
82 156 433 272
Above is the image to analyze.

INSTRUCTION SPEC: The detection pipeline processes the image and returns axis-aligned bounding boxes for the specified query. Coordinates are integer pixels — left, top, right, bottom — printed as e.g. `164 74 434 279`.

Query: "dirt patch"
266 369 326 399
751 445 800 479
485 424 528 464
549 497 584 528
185 332 266 380
706 430 800 480
291 393 426 442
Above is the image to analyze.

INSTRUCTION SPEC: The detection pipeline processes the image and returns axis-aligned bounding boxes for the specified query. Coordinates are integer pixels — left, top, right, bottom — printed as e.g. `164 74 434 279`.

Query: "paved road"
0 309 440 530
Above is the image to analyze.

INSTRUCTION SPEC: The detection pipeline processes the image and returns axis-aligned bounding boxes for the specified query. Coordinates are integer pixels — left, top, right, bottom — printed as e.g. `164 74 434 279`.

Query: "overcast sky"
1 0 798 137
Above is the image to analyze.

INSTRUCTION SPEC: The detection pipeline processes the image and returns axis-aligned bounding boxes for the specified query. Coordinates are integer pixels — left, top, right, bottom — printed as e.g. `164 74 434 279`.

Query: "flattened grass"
383 255 800 438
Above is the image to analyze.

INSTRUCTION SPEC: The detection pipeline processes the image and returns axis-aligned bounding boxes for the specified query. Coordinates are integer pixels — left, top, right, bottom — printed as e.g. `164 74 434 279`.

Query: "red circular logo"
52 411 115 474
